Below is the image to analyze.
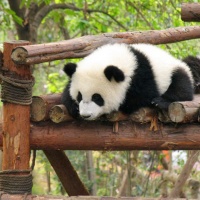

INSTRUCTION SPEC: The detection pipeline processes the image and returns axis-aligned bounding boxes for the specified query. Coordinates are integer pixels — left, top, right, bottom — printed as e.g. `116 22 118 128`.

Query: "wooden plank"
11 26 200 64
44 150 89 196
0 121 200 150
2 41 31 170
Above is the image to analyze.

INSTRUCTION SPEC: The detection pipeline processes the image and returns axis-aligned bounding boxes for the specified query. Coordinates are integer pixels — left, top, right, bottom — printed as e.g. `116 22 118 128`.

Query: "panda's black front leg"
151 97 171 110
61 83 80 119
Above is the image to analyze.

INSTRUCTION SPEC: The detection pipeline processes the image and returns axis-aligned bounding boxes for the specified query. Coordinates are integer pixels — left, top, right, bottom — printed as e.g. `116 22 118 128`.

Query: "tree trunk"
169 150 200 198
86 151 97 195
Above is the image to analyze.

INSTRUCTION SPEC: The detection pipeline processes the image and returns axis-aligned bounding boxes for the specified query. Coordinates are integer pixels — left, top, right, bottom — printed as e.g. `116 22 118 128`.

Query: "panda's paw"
151 97 170 110
68 104 80 119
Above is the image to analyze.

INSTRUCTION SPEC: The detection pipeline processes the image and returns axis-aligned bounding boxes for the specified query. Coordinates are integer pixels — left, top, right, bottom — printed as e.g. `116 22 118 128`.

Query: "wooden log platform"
11 26 200 64
0 194 196 200
168 95 200 123
31 93 62 122
31 93 200 124
0 121 199 150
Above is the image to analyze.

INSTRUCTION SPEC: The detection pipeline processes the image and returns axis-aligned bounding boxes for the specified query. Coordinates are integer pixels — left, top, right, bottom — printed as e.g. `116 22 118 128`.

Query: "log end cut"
49 105 73 123
168 103 185 123
31 96 47 122
11 47 28 64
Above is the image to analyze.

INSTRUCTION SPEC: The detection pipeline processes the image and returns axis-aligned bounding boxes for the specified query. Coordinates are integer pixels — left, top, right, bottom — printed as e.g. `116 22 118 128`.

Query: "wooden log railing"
11 26 200 64
181 3 200 22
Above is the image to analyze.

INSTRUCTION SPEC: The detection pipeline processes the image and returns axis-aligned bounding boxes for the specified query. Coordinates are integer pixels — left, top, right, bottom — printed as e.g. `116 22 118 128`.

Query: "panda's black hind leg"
152 68 193 110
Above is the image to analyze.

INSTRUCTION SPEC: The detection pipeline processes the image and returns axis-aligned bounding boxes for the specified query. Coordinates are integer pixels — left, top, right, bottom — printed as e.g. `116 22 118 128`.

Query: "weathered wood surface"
2 41 31 170
31 93 62 122
0 50 3 68
168 95 200 123
49 104 73 123
33 93 200 123
0 121 200 150
11 26 200 64
44 150 89 196
0 194 196 200
181 3 200 22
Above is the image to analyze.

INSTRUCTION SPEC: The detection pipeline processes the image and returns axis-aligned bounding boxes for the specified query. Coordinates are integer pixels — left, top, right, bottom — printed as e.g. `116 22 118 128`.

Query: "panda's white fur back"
131 44 194 94
72 43 194 97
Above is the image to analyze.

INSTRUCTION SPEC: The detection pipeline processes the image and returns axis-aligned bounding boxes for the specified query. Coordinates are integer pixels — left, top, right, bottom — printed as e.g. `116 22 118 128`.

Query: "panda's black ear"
63 63 77 78
104 66 125 82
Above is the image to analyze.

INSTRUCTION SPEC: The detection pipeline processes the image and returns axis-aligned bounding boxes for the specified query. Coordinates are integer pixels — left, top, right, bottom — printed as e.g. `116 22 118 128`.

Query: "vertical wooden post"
2 41 31 171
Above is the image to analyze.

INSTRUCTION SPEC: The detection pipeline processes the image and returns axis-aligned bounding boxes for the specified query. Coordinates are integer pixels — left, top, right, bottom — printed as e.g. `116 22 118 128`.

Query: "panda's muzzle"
79 100 103 120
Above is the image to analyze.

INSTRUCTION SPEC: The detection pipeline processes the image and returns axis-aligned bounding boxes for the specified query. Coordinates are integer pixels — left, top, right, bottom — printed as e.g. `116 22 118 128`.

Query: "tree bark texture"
162 170 200 199
169 151 200 198
86 151 97 195
0 51 3 69
31 94 62 122
11 26 200 64
0 121 200 150
49 104 73 123
2 41 31 171
44 150 89 196
181 3 200 22
168 95 200 123
0 194 195 200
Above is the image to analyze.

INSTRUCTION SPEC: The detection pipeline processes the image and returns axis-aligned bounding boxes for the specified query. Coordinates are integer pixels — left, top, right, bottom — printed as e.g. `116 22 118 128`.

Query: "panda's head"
63 44 136 120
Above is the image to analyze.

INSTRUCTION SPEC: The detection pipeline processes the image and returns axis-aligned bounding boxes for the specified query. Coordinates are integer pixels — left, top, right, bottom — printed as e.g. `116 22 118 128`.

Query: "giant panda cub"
62 43 200 120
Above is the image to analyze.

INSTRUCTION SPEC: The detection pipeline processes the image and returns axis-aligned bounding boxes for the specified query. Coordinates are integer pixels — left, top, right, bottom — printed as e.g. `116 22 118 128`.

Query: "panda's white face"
70 72 125 120
77 91 105 120
68 43 137 120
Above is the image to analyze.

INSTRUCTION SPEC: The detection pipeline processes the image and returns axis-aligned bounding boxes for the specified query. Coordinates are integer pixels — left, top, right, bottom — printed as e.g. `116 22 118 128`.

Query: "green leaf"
5 8 23 26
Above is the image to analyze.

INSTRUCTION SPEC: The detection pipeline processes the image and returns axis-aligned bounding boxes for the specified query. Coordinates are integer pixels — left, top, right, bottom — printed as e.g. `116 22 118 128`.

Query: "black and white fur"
62 43 200 120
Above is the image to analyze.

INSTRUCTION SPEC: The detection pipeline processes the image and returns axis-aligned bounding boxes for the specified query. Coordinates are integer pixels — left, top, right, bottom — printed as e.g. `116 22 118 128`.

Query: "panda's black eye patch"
92 93 104 106
77 92 82 102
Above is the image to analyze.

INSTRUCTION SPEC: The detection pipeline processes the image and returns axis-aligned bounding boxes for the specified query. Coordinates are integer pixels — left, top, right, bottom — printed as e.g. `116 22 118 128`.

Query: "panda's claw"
151 101 158 107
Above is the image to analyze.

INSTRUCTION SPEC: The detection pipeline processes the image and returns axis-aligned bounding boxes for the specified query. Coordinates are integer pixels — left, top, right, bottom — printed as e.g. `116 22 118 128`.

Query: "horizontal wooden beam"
11 26 200 64
0 194 196 200
181 3 200 22
0 121 200 150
